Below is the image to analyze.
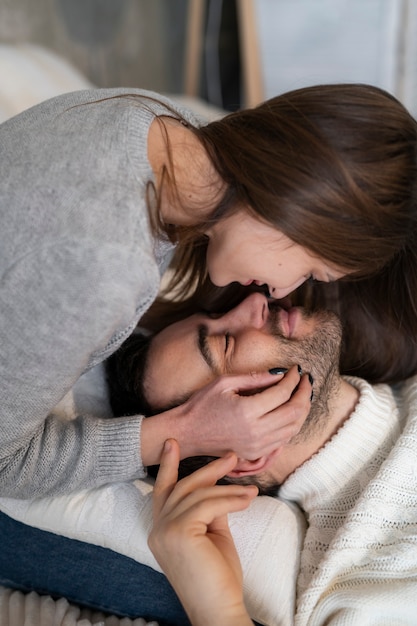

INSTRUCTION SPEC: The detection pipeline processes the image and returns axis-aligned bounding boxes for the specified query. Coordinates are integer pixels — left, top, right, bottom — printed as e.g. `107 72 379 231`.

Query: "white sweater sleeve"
229 496 306 626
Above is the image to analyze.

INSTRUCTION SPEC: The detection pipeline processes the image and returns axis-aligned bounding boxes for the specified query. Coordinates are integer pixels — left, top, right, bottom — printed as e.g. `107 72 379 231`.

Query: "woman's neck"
147 116 226 226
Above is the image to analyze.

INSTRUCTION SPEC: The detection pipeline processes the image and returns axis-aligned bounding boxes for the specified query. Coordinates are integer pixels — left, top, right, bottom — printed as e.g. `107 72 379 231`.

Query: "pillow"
0 43 92 123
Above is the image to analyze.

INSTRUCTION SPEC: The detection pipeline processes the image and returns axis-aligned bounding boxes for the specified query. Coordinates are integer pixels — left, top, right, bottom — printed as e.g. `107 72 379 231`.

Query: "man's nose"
224 292 269 330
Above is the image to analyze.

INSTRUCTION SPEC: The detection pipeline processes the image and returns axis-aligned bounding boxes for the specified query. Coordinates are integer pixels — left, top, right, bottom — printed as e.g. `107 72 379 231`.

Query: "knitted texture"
280 376 417 625
0 587 158 626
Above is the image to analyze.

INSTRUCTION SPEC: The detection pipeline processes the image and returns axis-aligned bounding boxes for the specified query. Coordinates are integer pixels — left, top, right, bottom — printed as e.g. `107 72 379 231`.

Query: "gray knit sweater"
0 88 200 498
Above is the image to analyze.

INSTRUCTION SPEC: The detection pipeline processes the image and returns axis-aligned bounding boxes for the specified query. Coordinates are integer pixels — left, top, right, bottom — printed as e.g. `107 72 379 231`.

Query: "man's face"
144 292 342 422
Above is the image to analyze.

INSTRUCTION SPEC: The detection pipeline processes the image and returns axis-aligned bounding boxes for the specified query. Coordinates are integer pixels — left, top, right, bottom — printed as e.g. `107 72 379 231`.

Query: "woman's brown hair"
160 83 417 384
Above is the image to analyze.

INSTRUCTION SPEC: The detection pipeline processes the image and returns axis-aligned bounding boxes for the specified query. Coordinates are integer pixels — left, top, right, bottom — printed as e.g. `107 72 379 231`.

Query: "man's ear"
227 453 275 477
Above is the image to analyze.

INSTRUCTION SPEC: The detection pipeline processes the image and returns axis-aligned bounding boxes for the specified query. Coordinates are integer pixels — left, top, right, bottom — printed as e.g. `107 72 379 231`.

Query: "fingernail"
269 367 288 375
297 365 303 376
164 439 172 453
308 373 314 386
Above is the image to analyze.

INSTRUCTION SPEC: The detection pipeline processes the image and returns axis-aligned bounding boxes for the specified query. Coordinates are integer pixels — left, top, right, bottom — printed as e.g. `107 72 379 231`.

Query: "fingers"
217 364 310 415
162 452 240 506
182 452 239 486
246 364 309 409
257 366 311 412
153 442 253 520
171 364 313 464
234 367 312 458
230 365 311 431
217 367 289 395
148 457 256 625
259 373 312 449
152 438 180 519
151 443 259 544
168 484 258 527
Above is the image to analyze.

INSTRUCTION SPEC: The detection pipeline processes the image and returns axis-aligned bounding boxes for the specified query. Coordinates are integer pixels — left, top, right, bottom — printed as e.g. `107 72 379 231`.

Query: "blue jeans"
0 511 261 625
0 510 190 625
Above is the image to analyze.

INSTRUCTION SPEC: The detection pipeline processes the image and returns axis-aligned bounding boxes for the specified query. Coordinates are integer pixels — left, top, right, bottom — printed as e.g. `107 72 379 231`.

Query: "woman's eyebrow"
197 324 217 373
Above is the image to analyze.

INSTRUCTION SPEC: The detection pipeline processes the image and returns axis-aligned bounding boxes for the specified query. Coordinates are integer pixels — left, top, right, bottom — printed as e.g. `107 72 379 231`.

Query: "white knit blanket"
0 587 158 626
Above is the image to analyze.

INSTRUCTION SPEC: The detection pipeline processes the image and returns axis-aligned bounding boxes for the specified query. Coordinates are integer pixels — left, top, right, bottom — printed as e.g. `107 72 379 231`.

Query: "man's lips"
277 307 299 338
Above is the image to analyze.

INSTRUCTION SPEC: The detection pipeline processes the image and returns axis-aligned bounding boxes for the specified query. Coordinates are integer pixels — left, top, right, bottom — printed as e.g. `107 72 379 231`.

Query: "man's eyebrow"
197 324 217 373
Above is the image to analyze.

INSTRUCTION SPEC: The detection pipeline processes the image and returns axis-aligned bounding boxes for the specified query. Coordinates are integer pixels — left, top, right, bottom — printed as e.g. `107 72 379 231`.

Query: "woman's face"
205 211 347 299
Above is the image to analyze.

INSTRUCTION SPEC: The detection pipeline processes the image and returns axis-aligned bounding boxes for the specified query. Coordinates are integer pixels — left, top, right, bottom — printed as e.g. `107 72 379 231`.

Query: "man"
107 291 417 625
1 292 416 624
107 291 357 488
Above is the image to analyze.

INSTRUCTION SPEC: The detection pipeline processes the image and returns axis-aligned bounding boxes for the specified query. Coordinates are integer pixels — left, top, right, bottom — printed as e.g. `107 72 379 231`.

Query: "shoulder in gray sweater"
0 88 199 498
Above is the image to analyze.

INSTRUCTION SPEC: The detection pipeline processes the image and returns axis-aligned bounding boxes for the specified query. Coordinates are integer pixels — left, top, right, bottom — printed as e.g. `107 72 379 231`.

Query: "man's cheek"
238 340 285 374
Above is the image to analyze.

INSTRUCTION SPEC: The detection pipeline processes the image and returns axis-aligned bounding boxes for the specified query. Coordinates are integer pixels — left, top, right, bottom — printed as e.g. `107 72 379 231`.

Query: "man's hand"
148 439 256 626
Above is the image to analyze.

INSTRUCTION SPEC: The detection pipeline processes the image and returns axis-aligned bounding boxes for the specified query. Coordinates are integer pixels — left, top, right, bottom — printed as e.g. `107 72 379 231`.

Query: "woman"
0 87 315 500
174 82 417 385
3 82 416 500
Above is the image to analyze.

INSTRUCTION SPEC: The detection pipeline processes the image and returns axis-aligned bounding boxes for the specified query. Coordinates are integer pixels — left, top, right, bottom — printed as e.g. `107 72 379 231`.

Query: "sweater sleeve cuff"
93 414 147 482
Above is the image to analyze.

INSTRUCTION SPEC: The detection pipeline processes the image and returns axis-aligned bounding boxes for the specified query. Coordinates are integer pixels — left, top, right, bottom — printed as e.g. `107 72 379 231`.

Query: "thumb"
152 438 180 519
224 367 288 395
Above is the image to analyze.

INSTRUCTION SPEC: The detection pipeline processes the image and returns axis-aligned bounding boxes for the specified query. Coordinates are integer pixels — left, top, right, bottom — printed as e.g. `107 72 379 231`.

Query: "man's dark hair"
105 331 154 418
106 330 279 496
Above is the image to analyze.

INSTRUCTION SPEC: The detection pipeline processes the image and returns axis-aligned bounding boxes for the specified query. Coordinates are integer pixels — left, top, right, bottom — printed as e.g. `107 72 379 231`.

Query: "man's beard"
268 303 342 442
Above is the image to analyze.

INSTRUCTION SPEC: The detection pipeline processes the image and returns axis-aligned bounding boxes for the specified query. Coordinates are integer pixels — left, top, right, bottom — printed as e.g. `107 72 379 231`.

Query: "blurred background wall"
0 0 416 115
246 0 417 116
0 0 189 94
